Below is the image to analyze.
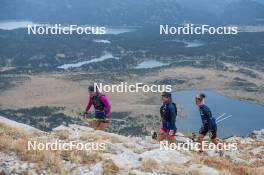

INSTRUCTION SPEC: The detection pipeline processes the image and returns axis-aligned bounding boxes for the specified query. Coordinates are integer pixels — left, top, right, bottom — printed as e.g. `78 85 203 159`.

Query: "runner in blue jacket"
195 93 222 154
157 92 177 144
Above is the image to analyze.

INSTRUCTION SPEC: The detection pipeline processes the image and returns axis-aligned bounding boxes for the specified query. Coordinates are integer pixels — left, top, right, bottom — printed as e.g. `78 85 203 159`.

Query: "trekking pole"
216 113 226 121
216 115 232 124
79 114 126 124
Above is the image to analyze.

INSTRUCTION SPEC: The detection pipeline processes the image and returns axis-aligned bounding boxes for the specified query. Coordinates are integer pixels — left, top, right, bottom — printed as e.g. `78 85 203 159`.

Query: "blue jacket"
160 102 177 131
199 104 216 129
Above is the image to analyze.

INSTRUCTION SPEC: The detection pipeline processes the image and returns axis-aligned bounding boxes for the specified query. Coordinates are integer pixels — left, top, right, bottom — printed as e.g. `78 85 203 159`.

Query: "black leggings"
199 125 217 139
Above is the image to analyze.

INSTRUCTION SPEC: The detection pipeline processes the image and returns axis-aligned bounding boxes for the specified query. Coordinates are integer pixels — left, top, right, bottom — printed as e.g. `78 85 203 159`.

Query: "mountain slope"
1 0 264 25
0 116 264 174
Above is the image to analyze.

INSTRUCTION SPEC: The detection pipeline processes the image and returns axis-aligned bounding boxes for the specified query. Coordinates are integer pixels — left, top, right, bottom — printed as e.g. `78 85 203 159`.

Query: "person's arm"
168 104 176 131
204 107 213 128
101 96 111 118
85 97 92 112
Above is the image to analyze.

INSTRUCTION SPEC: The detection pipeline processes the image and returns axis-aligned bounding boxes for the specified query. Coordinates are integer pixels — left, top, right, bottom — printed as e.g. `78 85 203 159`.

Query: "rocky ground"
0 116 264 175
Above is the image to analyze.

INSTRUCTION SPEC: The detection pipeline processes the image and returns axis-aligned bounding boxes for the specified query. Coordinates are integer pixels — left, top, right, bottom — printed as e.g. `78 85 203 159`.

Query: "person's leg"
211 138 218 145
210 127 219 146
157 130 167 142
198 134 205 153
92 120 97 129
94 112 106 130
198 126 207 153
92 120 101 130
167 135 175 144
210 127 223 156
98 122 108 131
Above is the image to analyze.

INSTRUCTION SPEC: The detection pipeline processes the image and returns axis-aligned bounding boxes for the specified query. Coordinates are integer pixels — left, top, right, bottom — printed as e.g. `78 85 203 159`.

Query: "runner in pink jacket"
84 85 111 131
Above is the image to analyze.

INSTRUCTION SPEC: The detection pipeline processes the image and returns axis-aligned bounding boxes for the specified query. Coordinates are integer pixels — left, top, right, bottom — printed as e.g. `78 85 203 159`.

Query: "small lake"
172 90 264 138
93 39 111 44
135 60 169 69
58 53 117 69
170 39 206 48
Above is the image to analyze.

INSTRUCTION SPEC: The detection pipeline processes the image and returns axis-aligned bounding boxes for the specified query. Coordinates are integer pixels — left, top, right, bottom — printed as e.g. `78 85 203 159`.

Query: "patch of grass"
103 159 119 175
153 78 186 85
186 169 202 175
0 76 29 92
0 123 67 174
140 158 159 173
53 130 70 140
199 156 264 175
229 77 259 92
66 150 102 165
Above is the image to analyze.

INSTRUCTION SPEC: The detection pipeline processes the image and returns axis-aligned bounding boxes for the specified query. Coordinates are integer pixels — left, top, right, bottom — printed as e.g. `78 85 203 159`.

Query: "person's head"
195 93 206 106
161 92 172 103
88 85 98 97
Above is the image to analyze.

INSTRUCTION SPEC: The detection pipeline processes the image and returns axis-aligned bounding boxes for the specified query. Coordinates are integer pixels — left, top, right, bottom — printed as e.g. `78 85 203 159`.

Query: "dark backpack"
92 94 105 110
172 102 177 116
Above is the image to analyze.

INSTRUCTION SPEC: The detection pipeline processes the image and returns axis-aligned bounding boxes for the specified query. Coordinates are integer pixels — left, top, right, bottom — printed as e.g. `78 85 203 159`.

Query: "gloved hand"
104 117 109 123
82 111 88 118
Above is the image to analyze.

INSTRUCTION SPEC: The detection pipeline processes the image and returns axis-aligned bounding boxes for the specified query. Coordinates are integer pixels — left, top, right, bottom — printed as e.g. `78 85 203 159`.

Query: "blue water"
172 90 264 138
170 39 207 48
58 53 117 69
135 60 169 69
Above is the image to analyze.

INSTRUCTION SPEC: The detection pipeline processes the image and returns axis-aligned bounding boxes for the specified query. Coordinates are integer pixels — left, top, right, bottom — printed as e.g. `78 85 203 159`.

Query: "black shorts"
199 125 217 139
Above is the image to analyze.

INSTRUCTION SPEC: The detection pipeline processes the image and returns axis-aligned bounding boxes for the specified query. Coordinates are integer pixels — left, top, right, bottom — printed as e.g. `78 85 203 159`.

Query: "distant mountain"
0 0 264 25
222 0 264 25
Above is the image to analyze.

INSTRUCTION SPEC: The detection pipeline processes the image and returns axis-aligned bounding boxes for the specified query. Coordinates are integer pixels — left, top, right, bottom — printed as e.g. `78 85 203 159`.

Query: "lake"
170 39 207 48
93 39 111 44
58 53 117 69
172 90 264 138
135 60 169 69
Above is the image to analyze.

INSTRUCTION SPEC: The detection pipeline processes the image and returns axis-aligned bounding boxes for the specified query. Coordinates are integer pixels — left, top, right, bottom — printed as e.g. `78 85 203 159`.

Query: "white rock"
225 136 242 143
250 146 264 156
0 116 41 134
141 149 190 165
111 150 141 169
87 162 103 175
188 164 219 175
131 169 163 175
240 137 254 144
20 162 28 170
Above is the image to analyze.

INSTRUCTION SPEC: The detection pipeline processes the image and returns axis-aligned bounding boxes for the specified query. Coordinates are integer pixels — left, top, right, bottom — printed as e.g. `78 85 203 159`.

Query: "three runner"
82 85 222 154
